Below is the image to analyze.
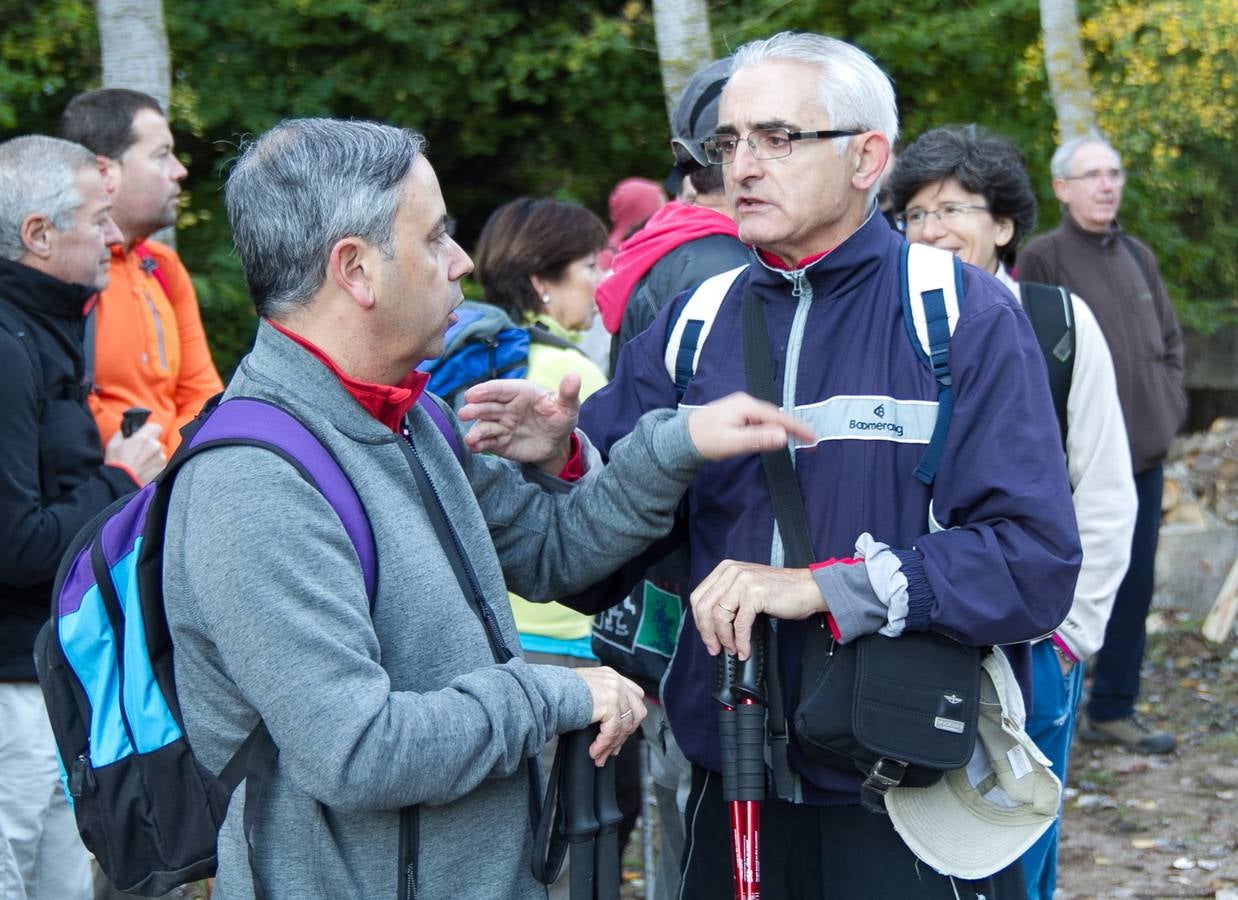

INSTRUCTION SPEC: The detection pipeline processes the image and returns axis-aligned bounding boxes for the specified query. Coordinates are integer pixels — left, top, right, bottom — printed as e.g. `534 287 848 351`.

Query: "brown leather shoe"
1078 713 1176 754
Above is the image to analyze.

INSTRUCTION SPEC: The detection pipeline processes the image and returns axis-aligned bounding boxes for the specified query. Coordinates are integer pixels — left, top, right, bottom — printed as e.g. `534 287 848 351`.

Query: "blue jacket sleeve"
892 275 1082 646
579 299 681 459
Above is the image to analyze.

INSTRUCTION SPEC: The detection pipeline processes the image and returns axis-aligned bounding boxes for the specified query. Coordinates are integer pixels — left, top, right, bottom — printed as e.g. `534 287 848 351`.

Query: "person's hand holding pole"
692 561 827 660
573 666 646 766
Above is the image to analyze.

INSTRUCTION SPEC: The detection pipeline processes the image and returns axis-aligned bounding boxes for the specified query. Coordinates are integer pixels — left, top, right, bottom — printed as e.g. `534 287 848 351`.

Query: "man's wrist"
539 432 581 479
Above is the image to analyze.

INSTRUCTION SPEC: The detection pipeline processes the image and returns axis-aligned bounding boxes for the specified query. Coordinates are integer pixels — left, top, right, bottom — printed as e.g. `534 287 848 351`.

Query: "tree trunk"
652 0 714 125
1039 0 1097 139
95 0 174 245
96 0 171 112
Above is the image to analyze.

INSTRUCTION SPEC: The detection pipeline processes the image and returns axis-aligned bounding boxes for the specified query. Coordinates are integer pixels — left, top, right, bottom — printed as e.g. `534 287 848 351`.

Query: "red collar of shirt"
269 320 426 432
268 320 585 479
756 247 831 271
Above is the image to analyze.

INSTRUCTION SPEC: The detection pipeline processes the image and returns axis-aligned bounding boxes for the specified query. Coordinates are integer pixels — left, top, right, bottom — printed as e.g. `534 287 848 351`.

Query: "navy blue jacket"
579 212 1081 800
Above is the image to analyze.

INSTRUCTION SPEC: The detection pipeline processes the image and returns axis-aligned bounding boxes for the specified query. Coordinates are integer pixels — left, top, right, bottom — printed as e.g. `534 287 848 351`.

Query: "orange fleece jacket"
89 240 224 454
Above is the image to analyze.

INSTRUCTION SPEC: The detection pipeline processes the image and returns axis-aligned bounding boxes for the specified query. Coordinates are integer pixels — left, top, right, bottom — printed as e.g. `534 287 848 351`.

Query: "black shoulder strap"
740 287 813 567
740 284 804 802
83 305 97 396
394 433 543 824
1018 282 1074 449
1118 233 1155 294
527 323 586 355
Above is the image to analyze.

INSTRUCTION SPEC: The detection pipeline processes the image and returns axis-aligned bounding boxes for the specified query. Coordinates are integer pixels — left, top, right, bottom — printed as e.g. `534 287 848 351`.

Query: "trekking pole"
639 739 656 898
593 747 622 900
715 616 767 900
562 728 601 900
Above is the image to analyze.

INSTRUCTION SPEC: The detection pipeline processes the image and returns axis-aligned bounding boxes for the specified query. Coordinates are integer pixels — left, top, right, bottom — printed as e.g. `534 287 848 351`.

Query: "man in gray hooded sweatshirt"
161 118 809 900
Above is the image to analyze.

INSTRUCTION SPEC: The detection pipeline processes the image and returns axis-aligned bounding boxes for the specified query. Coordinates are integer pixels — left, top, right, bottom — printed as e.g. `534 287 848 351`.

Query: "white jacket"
998 265 1138 660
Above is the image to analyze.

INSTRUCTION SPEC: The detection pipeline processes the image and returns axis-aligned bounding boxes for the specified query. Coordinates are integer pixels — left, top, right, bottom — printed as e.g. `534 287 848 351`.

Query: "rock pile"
1163 418 1238 528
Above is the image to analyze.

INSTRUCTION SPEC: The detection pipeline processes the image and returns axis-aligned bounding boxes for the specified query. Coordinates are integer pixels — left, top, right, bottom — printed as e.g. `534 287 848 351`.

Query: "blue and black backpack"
418 300 583 408
34 391 459 896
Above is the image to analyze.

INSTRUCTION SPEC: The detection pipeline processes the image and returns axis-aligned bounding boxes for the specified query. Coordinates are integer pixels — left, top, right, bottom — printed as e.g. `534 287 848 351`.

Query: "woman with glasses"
473 195 610 663
890 125 1138 900
473 197 634 898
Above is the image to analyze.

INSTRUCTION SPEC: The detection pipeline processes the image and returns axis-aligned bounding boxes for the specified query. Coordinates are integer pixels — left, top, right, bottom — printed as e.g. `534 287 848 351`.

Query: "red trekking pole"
715 616 767 900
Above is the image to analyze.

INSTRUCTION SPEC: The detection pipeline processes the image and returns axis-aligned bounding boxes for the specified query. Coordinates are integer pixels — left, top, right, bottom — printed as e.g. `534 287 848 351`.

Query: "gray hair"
225 118 425 318
731 31 898 200
1050 133 1121 180
0 136 97 262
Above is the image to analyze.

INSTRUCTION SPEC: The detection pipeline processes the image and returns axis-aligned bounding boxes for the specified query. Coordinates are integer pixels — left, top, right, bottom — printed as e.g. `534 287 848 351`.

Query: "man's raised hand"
458 373 582 470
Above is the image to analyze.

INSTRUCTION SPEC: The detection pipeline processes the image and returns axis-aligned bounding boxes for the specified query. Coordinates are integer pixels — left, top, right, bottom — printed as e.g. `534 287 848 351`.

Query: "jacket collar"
1060 205 1124 248
236 321 413 443
748 205 901 299
0 257 97 320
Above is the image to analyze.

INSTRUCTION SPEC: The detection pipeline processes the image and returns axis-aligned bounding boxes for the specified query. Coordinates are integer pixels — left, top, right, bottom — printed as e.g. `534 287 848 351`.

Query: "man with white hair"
559 31 1079 897
159 117 809 900
1019 135 1187 754
0 135 164 900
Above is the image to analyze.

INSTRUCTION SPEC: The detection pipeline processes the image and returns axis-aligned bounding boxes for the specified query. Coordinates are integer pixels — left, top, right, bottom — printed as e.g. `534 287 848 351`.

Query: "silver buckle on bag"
860 758 908 814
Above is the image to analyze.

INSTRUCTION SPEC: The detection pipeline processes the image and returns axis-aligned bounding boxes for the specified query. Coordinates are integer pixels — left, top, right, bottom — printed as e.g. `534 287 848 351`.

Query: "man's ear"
329 237 377 309
97 155 121 195
851 132 891 193
1051 178 1070 206
19 213 54 260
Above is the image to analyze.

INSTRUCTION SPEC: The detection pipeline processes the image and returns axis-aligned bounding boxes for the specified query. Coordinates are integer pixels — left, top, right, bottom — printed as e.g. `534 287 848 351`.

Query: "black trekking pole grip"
562 727 600 900
715 622 768 804
593 752 622 900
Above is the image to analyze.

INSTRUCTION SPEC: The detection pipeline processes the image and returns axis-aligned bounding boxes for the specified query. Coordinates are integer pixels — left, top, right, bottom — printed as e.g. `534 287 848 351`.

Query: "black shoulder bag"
740 285 983 814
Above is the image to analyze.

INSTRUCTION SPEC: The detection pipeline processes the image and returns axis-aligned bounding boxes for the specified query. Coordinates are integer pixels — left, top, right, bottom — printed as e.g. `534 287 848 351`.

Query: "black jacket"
0 258 137 681
615 233 752 357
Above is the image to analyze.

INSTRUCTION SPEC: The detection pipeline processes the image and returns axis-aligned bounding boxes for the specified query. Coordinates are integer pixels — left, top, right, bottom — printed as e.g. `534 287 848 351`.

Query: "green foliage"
1017 0 1238 332
0 0 97 129
1 0 1232 371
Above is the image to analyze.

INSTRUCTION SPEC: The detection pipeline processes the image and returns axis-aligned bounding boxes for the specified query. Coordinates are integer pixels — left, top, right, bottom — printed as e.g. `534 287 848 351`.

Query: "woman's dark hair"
889 124 1037 268
474 197 607 319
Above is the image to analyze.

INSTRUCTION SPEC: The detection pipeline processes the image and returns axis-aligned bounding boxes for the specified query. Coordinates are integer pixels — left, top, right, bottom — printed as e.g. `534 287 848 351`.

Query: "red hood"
595 201 740 334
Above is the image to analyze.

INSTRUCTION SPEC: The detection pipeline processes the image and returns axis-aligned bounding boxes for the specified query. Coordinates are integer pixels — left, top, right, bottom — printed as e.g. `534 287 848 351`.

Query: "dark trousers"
679 765 1025 899
1087 465 1163 722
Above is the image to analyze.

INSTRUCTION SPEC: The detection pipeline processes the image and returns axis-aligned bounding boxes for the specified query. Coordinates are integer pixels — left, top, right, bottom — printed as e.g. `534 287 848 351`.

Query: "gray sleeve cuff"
811 562 886 643
525 662 595 734
647 407 706 476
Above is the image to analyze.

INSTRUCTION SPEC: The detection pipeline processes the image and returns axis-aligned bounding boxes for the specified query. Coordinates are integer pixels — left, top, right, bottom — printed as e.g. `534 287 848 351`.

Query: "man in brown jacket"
1019 134 1187 754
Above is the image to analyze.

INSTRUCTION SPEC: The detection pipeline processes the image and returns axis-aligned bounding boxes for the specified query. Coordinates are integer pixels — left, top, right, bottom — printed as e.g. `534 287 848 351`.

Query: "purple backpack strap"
416 392 463 462
186 398 377 605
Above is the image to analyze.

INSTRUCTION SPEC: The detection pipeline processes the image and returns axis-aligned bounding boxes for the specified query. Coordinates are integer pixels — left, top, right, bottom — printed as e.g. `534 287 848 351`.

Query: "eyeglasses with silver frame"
896 203 991 231
701 127 865 165
1063 167 1125 186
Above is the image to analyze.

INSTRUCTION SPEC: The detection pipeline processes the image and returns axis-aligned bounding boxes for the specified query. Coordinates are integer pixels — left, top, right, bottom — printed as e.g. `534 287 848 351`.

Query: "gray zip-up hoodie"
162 322 704 900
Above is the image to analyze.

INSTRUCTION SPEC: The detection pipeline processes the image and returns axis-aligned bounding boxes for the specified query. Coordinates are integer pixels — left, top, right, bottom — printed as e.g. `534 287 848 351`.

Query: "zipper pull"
69 753 96 797
791 271 806 298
